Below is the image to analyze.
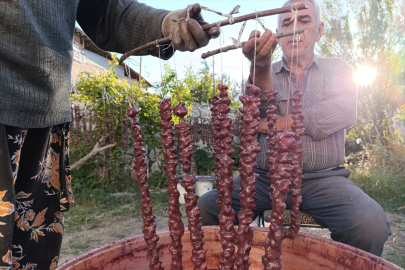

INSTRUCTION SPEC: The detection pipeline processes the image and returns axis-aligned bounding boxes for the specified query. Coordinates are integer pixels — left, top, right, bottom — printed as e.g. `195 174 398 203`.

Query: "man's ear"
315 21 324 42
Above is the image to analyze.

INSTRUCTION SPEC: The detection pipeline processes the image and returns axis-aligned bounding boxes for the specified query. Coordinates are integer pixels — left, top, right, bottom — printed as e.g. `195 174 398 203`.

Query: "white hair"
277 0 322 29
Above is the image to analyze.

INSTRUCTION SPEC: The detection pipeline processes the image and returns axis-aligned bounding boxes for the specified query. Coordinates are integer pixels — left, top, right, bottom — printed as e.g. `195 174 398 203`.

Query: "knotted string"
233 21 247 97
201 5 240 24
252 10 259 86
241 46 244 97
285 3 300 131
257 18 267 31
156 40 165 98
213 56 216 95
217 20 224 84
295 34 300 89
122 60 134 106
172 46 181 103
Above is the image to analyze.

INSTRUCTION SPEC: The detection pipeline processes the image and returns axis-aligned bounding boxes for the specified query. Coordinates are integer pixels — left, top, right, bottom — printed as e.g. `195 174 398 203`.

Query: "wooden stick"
70 140 116 170
201 27 306 59
118 3 308 64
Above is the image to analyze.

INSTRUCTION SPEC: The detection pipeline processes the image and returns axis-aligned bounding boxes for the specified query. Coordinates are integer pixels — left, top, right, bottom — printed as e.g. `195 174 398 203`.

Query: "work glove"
162 3 220 52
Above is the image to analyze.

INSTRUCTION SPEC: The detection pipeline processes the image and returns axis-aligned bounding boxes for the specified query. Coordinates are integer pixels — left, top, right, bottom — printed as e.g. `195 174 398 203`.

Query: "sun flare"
354 65 377 86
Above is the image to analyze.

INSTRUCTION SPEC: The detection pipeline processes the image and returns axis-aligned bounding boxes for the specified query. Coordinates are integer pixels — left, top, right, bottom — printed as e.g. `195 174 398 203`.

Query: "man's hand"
242 29 278 92
258 115 294 133
242 30 278 70
162 3 220 52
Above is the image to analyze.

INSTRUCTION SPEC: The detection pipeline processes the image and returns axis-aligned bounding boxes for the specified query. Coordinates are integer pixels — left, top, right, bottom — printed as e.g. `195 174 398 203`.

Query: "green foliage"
161 60 242 109
160 63 195 109
70 55 137 190
189 61 215 104
72 56 239 191
73 55 132 107
72 55 145 147
147 170 167 190
346 140 405 213
132 90 163 149
319 0 405 145
231 141 241 171
222 73 243 108
70 141 133 192
193 146 215 175
64 187 168 230
316 1 405 227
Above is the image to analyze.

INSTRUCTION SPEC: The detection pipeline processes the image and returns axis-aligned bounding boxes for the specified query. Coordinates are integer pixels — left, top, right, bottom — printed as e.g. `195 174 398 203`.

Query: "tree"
71 55 140 188
318 0 405 146
181 61 242 107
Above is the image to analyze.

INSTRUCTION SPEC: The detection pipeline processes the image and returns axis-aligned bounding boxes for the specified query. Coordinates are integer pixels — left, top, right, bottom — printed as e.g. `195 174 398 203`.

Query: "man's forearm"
301 59 357 140
77 0 170 57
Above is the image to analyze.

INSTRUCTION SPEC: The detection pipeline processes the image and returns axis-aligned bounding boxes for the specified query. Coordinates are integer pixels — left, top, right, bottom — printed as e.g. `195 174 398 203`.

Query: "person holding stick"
0 1 219 269
198 0 391 257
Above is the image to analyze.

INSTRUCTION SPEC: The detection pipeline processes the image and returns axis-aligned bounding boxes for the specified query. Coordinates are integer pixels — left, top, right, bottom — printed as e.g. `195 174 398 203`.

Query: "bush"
70 142 133 193
147 170 167 190
193 146 215 175
346 140 405 213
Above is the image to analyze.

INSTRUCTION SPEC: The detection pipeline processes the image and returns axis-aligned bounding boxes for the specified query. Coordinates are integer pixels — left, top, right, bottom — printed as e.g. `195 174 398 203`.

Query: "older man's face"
278 0 323 60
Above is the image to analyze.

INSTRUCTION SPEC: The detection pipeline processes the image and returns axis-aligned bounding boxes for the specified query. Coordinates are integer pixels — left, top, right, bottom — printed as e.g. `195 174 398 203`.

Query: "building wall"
71 44 137 86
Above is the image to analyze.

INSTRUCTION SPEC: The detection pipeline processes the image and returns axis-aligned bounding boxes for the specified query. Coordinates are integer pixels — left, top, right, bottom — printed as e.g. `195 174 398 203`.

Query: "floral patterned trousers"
0 123 74 270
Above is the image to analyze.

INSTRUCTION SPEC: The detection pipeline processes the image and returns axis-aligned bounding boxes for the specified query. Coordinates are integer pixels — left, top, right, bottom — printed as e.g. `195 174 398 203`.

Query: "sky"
128 0 289 86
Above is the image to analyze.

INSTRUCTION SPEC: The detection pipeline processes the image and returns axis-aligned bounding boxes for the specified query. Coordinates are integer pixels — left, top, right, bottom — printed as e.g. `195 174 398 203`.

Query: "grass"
347 142 405 215
350 171 405 213
67 238 93 255
61 188 172 262
64 188 169 230
385 251 405 269
346 141 405 267
384 215 405 268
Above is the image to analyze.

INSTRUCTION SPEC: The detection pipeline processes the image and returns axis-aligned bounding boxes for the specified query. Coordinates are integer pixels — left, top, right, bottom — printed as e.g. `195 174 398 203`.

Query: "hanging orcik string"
285 3 300 131
237 21 247 96
217 21 224 84
295 34 300 90
172 46 181 104
213 56 216 95
123 62 135 108
156 41 165 98
120 62 135 107
241 48 244 96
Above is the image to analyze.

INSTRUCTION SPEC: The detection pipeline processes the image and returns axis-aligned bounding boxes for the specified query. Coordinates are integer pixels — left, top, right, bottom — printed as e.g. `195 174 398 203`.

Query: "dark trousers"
0 124 72 270
197 167 391 256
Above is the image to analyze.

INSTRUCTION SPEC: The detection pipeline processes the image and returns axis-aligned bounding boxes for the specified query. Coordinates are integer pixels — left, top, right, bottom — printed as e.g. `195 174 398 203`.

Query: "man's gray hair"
277 0 322 29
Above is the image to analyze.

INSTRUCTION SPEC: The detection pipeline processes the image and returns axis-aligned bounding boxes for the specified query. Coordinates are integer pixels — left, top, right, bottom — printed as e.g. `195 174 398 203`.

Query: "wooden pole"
118 3 308 64
201 27 306 59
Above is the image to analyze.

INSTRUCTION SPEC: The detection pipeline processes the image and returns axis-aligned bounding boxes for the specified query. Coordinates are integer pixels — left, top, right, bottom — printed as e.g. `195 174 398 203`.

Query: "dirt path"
60 212 405 267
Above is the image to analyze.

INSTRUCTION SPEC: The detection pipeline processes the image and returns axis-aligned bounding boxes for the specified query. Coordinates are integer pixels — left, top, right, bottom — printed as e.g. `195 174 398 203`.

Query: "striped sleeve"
303 59 357 141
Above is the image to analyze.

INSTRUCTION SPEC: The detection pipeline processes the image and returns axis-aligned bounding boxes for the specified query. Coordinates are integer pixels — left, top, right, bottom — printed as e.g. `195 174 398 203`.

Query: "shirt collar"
274 54 320 74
